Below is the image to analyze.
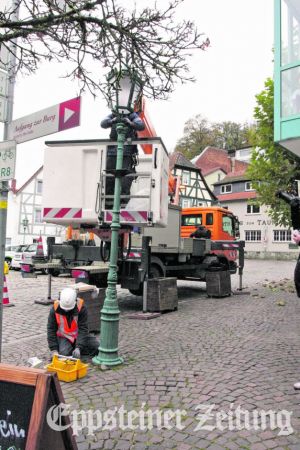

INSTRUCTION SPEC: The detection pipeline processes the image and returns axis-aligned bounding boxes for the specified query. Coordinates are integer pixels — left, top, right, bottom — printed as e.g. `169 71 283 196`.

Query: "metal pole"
238 241 245 291
93 121 125 367
141 236 151 313
47 272 52 300
0 0 19 361
0 187 8 361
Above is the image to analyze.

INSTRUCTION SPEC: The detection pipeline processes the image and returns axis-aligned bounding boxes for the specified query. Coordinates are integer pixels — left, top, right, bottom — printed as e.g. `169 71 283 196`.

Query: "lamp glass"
108 68 143 113
117 75 132 113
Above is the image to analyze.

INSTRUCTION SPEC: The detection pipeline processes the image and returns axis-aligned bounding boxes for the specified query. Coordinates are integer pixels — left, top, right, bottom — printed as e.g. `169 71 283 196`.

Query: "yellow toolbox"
46 354 88 382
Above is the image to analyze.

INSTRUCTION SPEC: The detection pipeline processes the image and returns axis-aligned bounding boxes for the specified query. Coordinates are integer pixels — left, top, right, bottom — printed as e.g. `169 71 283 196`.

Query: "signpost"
8 96 81 144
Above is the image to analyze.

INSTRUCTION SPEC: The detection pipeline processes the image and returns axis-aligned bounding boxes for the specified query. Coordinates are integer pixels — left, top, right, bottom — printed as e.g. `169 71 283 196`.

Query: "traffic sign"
8 97 81 143
0 44 9 71
0 140 16 181
0 70 8 97
0 96 7 122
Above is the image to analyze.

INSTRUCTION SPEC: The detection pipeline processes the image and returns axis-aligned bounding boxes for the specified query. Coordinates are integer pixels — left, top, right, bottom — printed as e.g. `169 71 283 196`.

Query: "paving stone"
115 440 131 450
90 443 104 450
2 269 300 450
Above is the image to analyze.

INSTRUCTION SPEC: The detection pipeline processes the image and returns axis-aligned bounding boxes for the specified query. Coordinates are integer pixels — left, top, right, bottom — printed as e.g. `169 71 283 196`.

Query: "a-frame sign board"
0 363 78 450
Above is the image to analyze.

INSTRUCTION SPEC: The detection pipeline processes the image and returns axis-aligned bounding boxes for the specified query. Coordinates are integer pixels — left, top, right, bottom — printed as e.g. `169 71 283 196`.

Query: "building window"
220 184 232 194
247 204 260 214
281 0 300 66
36 180 43 194
245 230 261 241
182 199 190 208
34 209 42 223
181 171 191 185
273 229 292 242
245 181 254 191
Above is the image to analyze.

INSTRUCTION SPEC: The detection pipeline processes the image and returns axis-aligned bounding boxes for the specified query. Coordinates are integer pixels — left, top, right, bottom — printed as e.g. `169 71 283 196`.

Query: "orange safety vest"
54 298 84 343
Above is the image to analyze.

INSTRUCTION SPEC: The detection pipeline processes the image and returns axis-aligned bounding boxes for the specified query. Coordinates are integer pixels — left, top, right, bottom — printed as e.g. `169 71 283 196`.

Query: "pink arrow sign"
58 97 81 132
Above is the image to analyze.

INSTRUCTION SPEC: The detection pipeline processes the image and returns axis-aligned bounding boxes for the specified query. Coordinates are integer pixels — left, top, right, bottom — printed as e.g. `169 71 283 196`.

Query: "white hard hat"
59 288 77 311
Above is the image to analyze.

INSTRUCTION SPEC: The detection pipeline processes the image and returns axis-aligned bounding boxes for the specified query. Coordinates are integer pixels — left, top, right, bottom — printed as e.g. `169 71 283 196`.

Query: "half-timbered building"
169 152 217 207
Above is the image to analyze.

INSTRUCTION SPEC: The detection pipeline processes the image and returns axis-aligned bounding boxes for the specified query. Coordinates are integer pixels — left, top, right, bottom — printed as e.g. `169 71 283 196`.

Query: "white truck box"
42 138 169 228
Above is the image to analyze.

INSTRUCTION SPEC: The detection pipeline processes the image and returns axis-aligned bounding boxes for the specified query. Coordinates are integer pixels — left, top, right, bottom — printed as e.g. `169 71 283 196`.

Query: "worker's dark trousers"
294 255 300 297
58 335 99 357
105 153 136 209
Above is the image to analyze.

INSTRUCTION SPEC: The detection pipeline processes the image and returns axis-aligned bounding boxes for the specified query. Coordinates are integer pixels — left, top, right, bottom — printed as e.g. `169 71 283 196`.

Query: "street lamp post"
22 218 29 244
93 69 143 367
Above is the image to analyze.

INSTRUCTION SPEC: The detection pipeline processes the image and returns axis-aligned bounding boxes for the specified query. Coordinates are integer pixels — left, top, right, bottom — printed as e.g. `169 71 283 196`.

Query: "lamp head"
107 68 143 115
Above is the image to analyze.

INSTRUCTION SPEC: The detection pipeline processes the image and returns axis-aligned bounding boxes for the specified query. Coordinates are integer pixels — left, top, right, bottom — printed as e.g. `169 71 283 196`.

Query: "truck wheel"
129 287 143 296
49 269 60 277
149 264 162 279
129 265 162 296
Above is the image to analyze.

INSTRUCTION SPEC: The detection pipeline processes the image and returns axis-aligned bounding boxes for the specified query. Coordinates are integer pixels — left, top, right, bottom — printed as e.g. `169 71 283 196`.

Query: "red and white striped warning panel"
43 207 82 219
126 252 141 259
105 211 148 223
220 243 240 248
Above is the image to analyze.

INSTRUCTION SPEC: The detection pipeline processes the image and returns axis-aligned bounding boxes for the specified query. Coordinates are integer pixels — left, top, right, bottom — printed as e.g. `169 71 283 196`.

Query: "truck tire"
129 264 162 296
149 264 162 279
129 287 143 296
49 269 60 277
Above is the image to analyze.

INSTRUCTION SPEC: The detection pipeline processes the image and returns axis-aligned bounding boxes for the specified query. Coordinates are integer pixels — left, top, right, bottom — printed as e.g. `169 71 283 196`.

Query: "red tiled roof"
169 151 197 170
204 166 227 176
194 146 249 176
217 191 257 201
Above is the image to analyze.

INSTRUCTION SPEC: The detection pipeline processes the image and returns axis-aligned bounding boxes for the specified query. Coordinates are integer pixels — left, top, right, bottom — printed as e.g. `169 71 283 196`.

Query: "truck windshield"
181 214 203 226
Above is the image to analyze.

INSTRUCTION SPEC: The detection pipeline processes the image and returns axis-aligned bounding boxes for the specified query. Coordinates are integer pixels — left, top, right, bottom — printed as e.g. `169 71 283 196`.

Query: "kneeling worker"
47 287 99 359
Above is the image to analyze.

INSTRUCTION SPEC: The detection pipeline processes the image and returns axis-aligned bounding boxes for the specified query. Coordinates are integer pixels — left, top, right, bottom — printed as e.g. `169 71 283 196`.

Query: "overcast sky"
2 0 274 186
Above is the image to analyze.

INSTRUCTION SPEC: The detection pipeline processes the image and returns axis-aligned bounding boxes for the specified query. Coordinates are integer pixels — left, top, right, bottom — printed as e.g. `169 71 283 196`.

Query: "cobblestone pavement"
2 259 300 450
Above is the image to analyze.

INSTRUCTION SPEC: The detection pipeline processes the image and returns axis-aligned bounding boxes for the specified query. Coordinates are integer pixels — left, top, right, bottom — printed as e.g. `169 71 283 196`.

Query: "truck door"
221 214 236 240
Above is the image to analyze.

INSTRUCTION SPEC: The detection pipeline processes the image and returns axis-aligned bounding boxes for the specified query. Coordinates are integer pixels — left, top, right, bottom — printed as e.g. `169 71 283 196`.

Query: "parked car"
6 244 27 268
21 243 39 266
11 244 38 270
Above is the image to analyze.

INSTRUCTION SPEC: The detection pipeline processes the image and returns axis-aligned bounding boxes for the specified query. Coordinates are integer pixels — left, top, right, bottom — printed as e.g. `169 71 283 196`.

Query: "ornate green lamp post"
22 217 29 244
93 68 143 367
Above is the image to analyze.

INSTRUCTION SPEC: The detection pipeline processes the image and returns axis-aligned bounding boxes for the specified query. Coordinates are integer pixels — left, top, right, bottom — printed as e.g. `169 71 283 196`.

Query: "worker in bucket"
101 111 145 209
47 287 99 359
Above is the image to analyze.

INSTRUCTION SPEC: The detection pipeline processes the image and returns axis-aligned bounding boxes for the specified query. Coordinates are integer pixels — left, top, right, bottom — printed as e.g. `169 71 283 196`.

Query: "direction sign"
0 44 9 71
0 70 8 97
0 96 7 122
8 97 81 144
0 140 16 181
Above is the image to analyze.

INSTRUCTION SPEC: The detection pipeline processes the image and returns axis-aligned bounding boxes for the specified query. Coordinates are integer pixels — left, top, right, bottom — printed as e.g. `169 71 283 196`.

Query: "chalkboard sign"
0 364 77 450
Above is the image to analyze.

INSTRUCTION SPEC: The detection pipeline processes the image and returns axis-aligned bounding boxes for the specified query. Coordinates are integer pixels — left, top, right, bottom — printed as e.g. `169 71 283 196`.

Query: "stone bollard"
146 277 178 312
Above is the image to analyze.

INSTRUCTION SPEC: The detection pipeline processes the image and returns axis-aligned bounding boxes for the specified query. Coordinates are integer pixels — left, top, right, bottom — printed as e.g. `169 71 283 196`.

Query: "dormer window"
221 184 232 194
245 181 254 191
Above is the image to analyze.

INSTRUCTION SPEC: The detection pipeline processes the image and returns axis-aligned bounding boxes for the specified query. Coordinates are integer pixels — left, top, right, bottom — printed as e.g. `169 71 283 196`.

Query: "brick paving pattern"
2 259 300 449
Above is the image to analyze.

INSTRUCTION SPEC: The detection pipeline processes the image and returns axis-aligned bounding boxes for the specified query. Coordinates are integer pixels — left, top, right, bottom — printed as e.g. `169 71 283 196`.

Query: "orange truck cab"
181 206 239 241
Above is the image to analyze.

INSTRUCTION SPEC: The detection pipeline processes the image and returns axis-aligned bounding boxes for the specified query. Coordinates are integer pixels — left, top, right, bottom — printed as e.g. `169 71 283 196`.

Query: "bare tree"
0 0 209 101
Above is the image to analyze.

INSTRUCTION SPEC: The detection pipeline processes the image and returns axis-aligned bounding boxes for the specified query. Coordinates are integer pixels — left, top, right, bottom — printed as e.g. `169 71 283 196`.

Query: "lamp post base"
92 353 124 367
